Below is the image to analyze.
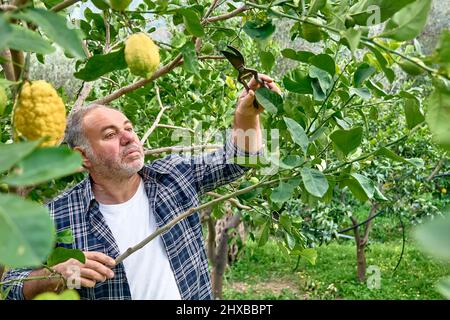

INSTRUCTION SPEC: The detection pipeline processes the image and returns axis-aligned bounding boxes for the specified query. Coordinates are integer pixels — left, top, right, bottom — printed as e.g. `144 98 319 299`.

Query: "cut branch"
115 175 290 264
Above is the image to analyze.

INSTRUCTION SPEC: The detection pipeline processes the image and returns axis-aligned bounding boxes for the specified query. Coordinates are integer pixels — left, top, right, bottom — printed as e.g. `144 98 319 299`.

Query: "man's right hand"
52 251 116 288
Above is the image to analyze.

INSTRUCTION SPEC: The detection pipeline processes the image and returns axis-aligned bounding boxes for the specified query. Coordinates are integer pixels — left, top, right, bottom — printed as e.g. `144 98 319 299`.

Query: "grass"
222 237 449 300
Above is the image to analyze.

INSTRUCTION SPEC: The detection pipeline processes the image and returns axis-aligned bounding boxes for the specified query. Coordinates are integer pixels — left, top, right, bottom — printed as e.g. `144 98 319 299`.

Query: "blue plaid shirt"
3 136 255 300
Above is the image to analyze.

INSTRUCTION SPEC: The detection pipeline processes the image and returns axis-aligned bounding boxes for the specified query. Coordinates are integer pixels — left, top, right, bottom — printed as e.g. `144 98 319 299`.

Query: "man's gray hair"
64 104 109 149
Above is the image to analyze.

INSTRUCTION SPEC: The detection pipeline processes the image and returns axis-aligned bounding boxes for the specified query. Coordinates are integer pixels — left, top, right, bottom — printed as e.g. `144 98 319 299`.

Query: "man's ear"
74 146 91 169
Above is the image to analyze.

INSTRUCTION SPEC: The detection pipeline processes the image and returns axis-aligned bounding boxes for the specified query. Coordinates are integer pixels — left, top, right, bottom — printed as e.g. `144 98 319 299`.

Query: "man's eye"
126 127 134 132
105 132 116 139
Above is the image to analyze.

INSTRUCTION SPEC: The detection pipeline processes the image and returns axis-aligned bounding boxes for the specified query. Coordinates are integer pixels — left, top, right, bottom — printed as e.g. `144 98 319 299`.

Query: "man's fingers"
247 73 273 90
84 251 116 268
80 267 107 282
265 81 282 94
80 277 97 288
240 89 255 106
84 259 115 279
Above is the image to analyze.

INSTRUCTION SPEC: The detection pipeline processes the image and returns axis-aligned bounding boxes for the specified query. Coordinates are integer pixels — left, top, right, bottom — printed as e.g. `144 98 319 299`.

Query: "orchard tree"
0 0 449 299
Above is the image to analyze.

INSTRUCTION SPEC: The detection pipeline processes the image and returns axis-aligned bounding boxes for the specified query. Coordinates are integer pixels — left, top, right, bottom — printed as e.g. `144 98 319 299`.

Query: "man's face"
81 107 144 177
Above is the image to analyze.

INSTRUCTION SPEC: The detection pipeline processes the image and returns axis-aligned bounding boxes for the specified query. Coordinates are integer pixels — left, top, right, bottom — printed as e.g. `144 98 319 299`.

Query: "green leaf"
2 146 82 186
6 25 55 55
311 78 326 101
0 193 54 268
310 54 336 77
354 63 376 87
34 289 80 300
350 87 371 100
270 182 295 204
180 41 199 76
437 277 450 299
243 20 275 41
15 8 85 60
309 65 332 98
373 186 388 201
74 48 127 81
351 173 375 199
41 0 64 9
56 229 73 244
0 141 41 173
283 117 309 155
91 0 110 10
349 0 416 25
279 213 291 231
425 79 450 151
403 98 425 129
414 210 450 262
366 45 395 83
308 0 327 15
260 51 275 72
282 69 313 94
342 28 362 56
375 147 421 166
0 15 13 50
47 247 85 267
255 86 283 114
257 222 270 247
301 167 329 198
434 30 450 64
330 127 363 156
179 9 204 37
281 49 315 62
380 0 432 41
300 248 317 265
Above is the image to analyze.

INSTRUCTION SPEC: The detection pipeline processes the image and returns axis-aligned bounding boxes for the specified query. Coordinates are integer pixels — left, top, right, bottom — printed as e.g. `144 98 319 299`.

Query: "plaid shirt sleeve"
2 268 33 300
189 131 264 196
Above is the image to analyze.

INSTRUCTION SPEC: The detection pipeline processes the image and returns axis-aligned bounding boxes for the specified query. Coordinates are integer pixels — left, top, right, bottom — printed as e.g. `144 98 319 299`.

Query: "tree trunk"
351 203 379 282
356 243 366 282
206 201 245 299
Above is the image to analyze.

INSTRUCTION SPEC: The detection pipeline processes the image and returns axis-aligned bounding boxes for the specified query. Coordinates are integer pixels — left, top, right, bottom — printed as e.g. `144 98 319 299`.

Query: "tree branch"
350 216 361 246
50 0 80 12
144 144 221 156
426 153 447 182
115 175 291 264
140 85 171 144
156 124 195 133
202 0 220 22
203 5 249 24
0 50 17 82
362 203 379 246
92 54 184 105
207 192 252 210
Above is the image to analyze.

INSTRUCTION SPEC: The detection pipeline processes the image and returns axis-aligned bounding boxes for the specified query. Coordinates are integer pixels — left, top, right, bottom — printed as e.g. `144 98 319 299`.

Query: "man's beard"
86 145 144 179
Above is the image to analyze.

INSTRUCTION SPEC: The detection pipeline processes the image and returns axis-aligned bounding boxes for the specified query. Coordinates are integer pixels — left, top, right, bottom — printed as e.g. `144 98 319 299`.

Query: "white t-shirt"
99 179 181 300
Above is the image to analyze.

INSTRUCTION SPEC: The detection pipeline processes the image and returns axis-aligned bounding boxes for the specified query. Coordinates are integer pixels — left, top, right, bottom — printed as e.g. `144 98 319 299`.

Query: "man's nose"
120 130 135 145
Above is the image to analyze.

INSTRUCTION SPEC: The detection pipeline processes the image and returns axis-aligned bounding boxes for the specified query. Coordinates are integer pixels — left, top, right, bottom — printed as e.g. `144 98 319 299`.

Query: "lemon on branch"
13 80 66 147
124 33 160 78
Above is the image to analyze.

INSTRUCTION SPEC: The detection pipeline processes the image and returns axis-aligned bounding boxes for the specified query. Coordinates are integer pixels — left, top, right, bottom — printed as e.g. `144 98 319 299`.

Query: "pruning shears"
221 45 265 108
